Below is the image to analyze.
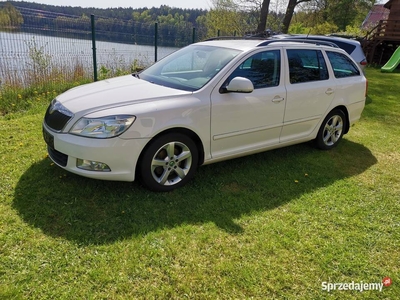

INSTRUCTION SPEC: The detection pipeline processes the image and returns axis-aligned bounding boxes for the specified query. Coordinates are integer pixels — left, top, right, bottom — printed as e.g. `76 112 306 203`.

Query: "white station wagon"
43 39 367 191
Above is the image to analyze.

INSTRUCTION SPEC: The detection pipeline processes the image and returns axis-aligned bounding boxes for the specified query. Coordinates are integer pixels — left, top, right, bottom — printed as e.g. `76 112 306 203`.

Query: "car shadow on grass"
13 139 377 245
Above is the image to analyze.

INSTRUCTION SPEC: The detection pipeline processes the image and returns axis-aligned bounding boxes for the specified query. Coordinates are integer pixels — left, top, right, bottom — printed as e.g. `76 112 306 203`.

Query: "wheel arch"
332 105 350 134
136 127 205 175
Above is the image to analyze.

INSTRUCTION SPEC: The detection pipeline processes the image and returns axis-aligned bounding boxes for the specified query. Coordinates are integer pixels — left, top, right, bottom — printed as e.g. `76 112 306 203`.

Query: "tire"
139 133 199 192
315 109 347 150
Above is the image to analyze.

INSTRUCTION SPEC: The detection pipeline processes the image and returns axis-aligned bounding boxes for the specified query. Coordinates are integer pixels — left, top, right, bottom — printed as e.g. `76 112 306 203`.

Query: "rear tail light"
360 59 367 66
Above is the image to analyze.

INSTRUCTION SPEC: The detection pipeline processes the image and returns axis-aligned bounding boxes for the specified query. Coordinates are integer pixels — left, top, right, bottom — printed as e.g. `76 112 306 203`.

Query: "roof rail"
257 39 340 48
205 32 275 41
204 36 339 48
205 36 261 41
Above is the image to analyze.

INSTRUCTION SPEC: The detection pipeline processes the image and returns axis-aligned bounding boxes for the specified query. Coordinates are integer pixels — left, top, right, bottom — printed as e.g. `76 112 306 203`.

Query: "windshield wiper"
132 72 140 79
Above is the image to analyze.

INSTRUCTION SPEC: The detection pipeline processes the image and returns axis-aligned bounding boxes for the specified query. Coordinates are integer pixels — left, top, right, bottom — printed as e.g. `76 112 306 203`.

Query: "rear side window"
326 51 360 78
287 49 329 84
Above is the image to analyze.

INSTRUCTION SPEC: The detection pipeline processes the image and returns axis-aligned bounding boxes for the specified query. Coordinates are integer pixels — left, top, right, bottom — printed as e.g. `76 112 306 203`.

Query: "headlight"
70 115 136 138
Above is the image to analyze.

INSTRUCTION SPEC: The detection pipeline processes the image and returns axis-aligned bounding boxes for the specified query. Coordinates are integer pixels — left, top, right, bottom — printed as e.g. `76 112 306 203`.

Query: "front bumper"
43 123 150 182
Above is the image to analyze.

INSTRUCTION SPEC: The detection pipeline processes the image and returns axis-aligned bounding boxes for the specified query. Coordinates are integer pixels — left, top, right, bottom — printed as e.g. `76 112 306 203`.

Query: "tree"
326 0 374 31
0 3 23 27
256 0 271 32
0 10 11 26
294 0 375 32
281 0 312 34
204 0 255 37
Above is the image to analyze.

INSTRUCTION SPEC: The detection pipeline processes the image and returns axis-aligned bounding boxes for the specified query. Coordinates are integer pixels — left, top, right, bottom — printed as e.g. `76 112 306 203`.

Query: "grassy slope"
0 68 399 299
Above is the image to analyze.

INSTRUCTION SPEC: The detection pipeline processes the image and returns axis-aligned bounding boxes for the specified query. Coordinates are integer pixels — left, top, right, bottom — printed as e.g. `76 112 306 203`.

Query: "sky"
17 0 211 10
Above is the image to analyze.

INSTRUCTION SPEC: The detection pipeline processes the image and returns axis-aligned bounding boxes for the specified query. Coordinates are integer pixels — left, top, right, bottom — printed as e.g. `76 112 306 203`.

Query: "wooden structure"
363 0 400 65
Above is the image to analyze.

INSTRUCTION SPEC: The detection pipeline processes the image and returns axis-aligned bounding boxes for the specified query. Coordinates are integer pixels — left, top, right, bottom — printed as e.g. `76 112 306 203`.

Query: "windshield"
140 45 241 91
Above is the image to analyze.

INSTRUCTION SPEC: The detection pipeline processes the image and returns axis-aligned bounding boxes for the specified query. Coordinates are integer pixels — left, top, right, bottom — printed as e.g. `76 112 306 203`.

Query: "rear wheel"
315 109 347 150
139 133 198 192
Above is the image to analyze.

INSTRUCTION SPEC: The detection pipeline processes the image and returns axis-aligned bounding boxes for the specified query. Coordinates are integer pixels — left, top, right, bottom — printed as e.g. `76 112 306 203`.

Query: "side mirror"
221 77 254 93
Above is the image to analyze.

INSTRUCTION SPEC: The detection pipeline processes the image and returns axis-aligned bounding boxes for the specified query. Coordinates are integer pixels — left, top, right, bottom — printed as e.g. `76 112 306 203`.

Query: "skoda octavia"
43 39 367 191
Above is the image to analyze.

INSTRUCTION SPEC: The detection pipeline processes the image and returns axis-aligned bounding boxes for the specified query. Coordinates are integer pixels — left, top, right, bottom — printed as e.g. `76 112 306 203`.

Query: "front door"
210 49 286 159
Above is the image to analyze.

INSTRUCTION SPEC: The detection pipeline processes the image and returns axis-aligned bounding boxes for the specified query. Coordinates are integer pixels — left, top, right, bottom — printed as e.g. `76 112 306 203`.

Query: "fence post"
91 14 98 82
192 27 196 44
154 22 158 62
217 29 220 37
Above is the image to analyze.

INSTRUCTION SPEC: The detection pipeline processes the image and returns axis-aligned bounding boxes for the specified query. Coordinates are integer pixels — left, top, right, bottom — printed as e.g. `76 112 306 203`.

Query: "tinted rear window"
287 49 329 84
326 51 360 78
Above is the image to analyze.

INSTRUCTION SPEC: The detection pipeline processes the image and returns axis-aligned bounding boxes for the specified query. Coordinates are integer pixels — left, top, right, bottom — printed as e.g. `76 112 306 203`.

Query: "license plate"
43 126 54 149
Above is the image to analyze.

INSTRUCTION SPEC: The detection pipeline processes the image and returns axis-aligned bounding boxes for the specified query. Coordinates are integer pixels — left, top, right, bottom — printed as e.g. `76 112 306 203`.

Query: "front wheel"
139 133 199 192
315 109 347 150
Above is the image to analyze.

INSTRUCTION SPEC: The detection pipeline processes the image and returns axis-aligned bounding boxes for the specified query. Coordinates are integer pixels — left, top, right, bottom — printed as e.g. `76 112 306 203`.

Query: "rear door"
280 48 335 143
325 50 366 124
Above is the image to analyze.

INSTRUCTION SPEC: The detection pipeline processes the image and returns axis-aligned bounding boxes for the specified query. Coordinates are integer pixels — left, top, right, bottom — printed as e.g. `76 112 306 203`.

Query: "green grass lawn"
0 68 399 299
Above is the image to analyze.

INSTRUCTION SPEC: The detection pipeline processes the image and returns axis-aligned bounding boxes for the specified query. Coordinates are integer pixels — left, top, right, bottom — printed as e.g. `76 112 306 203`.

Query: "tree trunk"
281 0 311 34
256 0 271 33
281 0 297 34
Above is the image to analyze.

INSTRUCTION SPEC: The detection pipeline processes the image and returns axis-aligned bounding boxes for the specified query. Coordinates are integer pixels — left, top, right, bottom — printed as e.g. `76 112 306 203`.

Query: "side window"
226 50 281 89
327 51 360 78
287 49 329 84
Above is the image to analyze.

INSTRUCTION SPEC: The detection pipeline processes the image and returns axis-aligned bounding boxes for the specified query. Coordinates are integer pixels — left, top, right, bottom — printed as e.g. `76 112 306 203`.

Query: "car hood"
57 75 191 113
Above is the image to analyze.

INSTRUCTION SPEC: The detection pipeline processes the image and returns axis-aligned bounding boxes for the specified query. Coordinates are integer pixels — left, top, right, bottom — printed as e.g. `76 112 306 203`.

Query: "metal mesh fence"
1 14 95 88
0 5 198 91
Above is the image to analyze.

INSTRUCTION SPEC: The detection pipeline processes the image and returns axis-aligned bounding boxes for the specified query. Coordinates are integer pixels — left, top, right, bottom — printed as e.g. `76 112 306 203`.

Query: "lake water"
0 31 179 84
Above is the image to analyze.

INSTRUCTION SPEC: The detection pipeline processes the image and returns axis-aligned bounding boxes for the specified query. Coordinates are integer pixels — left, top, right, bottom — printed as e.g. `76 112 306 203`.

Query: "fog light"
77 159 111 172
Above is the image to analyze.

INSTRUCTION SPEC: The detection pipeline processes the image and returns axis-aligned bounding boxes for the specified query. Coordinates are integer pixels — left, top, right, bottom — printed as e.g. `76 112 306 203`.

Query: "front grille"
48 146 68 167
44 104 72 131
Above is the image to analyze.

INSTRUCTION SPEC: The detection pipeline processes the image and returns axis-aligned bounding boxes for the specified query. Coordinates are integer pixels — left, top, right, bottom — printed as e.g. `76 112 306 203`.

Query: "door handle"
272 96 285 103
325 88 334 95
